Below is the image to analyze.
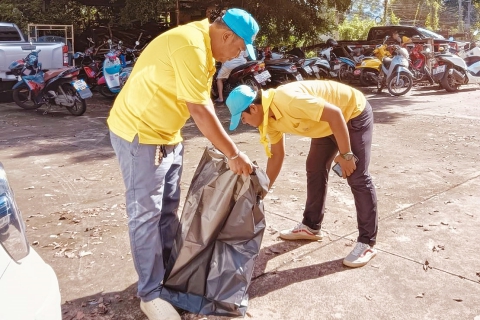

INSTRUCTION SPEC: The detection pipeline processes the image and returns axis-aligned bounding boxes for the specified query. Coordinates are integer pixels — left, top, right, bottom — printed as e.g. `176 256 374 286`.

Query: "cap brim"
229 112 242 131
246 44 256 60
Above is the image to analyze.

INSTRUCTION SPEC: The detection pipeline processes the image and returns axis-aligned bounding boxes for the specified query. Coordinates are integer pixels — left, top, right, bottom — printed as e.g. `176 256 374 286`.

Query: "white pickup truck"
0 22 68 92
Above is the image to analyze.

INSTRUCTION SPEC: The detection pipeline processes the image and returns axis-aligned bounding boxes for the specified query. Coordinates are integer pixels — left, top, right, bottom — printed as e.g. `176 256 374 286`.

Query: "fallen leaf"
416 293 425 298
365 294 372 300
453 298 463 302
79 251 93 257
32 241 39 246
423 260 432 271
24 186 35 190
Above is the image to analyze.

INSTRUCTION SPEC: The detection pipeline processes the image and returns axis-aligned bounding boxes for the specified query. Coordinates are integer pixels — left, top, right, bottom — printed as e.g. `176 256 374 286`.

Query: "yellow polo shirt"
265 80 367 145
107 19 216 145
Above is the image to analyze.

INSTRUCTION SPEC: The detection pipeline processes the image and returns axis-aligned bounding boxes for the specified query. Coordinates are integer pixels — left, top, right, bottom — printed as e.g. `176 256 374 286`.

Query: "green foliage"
338 14 377 40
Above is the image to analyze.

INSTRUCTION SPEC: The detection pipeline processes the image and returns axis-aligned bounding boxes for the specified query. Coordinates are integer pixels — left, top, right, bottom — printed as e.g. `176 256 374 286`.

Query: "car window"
416 27 445 39
0 26 22 41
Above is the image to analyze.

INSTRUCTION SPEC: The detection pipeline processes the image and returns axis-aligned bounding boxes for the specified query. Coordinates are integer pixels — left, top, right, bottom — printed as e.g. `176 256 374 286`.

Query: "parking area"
1 84 480 320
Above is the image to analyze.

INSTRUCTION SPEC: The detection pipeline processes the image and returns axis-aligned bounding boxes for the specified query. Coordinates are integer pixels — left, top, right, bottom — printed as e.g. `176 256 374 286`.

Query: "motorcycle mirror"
448 36 454 41
108 39 112 44
119 41 123 45
74 52 80 59
135 41 140 46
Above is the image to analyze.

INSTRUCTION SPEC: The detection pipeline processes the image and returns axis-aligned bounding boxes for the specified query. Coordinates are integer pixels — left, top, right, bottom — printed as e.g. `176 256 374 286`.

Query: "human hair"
252 91 262 105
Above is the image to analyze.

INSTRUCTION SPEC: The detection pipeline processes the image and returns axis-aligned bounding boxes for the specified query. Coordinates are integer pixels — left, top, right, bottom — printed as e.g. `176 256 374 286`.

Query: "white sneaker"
279 222 323 241
343 242 377 268
140 298 181 320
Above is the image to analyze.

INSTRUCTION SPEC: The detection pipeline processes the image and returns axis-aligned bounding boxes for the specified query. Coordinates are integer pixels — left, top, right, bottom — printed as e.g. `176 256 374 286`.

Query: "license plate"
73 79 88 91
304 66 313 73
433 65 445 75
312 66 319 73
72 79 93 98
254 70 271 83
295 74 303 81
333 64 341 70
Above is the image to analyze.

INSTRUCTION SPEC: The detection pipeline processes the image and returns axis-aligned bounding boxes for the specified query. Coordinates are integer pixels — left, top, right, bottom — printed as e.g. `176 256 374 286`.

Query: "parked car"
0 162 62 320
0 22 68 92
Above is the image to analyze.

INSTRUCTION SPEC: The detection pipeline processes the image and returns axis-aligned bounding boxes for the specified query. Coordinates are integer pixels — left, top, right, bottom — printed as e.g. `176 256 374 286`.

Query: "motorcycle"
317 39 341 78
337 56 357 83
73 37 103 90
432 30 480 92
409 43 435 85
355 37 392 86
377 44 414 96
211 60 271 100
97 39 140 98
8 50 92 115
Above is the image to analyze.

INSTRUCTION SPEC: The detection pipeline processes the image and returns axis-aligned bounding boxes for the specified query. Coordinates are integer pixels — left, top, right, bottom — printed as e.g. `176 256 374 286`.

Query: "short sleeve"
171 46 211 105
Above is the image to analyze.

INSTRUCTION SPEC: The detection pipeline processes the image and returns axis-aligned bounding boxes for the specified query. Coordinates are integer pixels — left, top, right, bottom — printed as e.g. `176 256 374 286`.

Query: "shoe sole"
279 233 323 241
342 252 377 268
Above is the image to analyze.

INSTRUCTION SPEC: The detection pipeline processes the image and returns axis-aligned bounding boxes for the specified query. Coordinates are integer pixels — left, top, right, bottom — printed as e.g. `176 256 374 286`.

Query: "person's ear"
250 104 260 114
222 30 234 43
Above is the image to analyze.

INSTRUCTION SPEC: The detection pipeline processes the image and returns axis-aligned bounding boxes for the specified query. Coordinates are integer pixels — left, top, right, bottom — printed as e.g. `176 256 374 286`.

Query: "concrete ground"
0 83 479 320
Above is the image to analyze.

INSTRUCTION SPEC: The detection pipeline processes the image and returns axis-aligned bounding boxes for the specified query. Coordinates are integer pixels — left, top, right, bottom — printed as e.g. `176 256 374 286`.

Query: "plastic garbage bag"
159 147 269 316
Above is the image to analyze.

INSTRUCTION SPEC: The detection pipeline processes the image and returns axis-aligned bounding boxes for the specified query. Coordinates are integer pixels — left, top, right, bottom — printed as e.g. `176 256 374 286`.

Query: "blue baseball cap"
222 8 259 60
226 85 257 130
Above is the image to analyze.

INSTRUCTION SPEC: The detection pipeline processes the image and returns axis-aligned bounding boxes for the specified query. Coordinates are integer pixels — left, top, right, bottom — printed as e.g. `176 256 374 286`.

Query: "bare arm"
186 101 252 175
319 102 356 177
266 134 285 189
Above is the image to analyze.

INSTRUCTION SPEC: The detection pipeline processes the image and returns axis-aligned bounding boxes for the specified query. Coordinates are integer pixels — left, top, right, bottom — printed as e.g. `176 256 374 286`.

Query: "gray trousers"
110 131 183 301
302 102 378 245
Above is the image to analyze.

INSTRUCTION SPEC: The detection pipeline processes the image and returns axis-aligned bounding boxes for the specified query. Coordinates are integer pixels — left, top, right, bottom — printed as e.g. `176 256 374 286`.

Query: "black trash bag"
159 147 269 317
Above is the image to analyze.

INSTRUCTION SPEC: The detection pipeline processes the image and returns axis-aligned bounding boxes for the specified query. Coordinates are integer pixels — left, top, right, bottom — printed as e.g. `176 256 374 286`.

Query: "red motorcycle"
73 38 103 90
409 43 435 85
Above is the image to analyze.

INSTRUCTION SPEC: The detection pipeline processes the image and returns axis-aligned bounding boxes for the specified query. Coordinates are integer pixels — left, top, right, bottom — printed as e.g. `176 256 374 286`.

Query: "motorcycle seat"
44 67 73 81
265 59 291 65
382 57 393 69
230 61 259 74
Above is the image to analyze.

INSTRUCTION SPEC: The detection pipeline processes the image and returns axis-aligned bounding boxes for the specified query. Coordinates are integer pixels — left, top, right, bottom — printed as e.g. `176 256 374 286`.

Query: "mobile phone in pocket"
332 155 359 177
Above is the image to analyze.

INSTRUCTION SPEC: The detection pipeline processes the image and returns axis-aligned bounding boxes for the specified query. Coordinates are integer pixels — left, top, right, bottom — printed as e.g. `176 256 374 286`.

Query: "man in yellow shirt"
107 8 259 320
225 81 378 268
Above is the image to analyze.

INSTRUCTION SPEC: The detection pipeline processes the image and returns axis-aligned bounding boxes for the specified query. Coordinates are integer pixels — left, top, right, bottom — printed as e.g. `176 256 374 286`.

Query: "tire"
387 71 413 96
376 71 385 93
60 83 87 116
99 84 118 99
359 69 378 87
440 67 459 92
338 64 350 83
12 84 41 110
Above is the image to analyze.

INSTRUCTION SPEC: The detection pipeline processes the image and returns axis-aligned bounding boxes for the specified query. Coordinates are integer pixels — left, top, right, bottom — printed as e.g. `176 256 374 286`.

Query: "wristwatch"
340 151 355 161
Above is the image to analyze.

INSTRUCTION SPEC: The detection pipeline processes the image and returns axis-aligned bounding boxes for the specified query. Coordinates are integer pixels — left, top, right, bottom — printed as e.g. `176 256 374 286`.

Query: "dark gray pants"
110 131 183 301
302 102 378 245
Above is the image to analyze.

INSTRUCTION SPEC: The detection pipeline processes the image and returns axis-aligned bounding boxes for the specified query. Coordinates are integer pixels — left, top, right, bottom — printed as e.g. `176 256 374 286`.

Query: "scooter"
8 50 92 115
432 31 480 92
377 44 414 96
97 39 139 98
409 43 435 85
355 37 392 86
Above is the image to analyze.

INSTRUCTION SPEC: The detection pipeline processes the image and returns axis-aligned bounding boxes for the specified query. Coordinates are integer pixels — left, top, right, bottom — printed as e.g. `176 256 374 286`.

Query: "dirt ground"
1 82 480 320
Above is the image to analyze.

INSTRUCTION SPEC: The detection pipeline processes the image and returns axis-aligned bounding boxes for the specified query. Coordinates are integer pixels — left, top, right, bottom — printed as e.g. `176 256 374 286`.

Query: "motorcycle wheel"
338 64 350 83
12 84 41 110
359 69 378 87
440 67 459 92
99 85 118 99
376 71 384 93
60 83 87 116
387 71 413 96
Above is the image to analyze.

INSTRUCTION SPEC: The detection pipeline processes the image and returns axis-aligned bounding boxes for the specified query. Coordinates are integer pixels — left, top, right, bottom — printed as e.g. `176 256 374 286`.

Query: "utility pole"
383 0 388 25
465 0 471 32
